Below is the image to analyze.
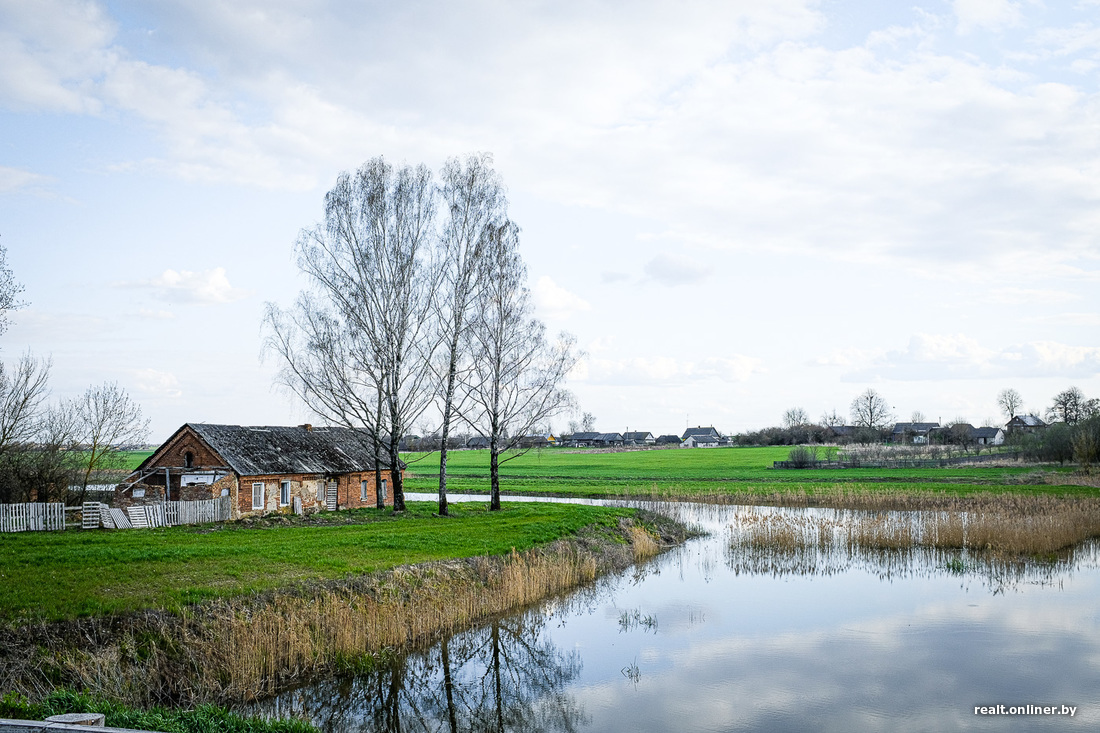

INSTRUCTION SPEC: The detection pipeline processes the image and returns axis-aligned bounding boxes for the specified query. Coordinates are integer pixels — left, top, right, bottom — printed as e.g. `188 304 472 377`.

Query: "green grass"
0 689 317 732
115 450 154 471
406 446 1087 498
0 502 637 623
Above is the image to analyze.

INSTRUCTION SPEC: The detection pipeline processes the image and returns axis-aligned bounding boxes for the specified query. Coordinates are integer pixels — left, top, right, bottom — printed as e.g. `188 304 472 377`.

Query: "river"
250 495 1100 731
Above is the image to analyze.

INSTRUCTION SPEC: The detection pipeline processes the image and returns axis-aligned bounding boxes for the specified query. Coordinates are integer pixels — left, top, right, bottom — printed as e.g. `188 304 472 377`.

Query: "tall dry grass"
6 518 664 707
728 495 1100 556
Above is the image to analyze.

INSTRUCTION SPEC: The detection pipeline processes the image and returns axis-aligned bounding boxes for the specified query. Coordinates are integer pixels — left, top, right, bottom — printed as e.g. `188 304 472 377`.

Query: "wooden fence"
2 497 232 533
0 502 65 532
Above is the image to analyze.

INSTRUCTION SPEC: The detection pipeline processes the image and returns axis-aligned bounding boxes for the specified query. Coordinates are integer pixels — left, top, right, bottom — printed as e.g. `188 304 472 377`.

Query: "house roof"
655 434 681 444
571 432 601 441
594 432 624 442
682 426 721 440
827 425 855 436
622 432 654 441
972 427 1003 439
892 422 940 434
1008 414 1046 427
144 423 395 476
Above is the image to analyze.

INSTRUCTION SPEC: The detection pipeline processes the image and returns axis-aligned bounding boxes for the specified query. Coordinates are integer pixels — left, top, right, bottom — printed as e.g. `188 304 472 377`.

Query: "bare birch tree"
73 381 150 503
460 223 579 510
433 153 507 516
265 157 439 511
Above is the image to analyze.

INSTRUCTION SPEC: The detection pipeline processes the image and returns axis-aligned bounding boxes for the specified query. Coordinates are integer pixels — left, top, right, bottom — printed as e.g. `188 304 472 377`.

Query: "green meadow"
404 446 1088 499
0 501 638 622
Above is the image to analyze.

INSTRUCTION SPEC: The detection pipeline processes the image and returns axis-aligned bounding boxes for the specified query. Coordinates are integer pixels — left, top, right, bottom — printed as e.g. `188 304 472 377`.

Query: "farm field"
404 446 1090 499
0 501 640 622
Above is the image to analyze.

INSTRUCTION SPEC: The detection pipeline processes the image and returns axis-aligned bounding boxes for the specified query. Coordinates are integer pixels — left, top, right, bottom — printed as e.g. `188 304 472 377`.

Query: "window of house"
317 481 324 501
280 480 291 507
252 482 265 510
379 479 387 502
184 451 194 468
361 479 369 500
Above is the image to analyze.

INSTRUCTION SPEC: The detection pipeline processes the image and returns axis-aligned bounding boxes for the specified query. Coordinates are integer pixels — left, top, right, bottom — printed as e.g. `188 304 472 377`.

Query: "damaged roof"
184 423 397 476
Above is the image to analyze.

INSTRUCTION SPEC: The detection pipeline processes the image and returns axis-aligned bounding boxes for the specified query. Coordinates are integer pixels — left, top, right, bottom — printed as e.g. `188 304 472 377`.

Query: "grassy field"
0 501 639 622
404 446 1089 499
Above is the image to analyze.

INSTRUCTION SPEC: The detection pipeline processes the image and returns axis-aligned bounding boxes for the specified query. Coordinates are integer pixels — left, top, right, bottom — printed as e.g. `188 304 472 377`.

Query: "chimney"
299 423 313 432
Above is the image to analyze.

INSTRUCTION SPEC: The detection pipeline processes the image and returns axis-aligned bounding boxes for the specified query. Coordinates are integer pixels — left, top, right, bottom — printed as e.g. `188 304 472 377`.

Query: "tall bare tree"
434 153 507 516
997 388 1023 421
265 157 439 511
0 353 51 453
850 388 894 429
782 407 808 429
73 381 150 503
460 223 579 510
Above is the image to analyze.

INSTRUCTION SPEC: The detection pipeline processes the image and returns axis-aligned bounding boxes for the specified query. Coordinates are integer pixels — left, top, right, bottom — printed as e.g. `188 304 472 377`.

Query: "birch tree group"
265 154 579 513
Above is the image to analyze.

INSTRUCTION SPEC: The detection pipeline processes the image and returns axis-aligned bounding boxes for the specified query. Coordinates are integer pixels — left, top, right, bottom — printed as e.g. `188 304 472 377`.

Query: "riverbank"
0 504 692 708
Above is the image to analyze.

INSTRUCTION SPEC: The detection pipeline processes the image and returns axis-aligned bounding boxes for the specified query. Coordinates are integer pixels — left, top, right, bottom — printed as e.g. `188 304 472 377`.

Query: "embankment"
0 511 691 708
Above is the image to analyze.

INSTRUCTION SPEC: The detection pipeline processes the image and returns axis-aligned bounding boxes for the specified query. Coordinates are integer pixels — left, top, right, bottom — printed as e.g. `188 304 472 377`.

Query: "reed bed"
728 495 1100 557
3 517 667 707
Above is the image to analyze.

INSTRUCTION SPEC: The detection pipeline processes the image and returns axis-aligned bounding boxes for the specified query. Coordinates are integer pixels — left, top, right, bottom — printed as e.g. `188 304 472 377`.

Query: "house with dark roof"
622 431 655 446
681 434 719 448
568 431 601 447
655 434 682 446
592 432 624 448
891 422 941 444
682 426 722 441
116 423 401 518
1006 415 1046 433
972 426 1005 445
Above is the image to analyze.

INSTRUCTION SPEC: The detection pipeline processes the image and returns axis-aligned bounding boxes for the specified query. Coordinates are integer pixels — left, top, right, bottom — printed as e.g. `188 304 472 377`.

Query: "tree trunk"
489 441 501 511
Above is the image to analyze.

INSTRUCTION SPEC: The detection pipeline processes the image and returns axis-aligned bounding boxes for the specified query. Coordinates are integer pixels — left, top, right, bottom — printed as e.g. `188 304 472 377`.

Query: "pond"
250 497 1100 731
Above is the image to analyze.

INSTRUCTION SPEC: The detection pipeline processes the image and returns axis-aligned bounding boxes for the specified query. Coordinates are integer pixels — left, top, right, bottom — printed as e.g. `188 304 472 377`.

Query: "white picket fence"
0 502 66 532
2 497 232 533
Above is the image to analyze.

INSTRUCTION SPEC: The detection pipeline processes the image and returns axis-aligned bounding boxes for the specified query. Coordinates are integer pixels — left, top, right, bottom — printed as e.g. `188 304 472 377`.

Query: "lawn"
404 445 1084 499
0 501 638 622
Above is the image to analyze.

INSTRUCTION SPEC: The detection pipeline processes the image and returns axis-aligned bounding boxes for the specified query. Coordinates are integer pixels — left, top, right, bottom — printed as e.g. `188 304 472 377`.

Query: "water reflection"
252 498 1100 731
260 609 588 732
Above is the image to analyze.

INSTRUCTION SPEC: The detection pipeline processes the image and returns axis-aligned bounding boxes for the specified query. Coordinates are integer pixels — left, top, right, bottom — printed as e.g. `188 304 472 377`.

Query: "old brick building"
116 423 401 518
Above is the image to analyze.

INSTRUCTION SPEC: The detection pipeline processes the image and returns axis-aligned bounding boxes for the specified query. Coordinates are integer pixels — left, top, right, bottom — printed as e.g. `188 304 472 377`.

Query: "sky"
2 0 1099 443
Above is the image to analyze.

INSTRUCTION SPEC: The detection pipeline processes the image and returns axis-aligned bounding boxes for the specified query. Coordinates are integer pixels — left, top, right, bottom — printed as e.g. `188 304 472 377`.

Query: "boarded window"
360 479 369 501
280 480 291 506
252 482 265 510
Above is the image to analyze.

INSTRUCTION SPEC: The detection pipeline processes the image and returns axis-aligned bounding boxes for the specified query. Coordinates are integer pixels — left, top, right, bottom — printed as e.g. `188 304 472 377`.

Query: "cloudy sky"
2 0 1099 442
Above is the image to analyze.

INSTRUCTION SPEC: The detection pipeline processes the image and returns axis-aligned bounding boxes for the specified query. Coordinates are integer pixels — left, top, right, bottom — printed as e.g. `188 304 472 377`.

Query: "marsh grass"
3 516 673 707
729 495 1100 558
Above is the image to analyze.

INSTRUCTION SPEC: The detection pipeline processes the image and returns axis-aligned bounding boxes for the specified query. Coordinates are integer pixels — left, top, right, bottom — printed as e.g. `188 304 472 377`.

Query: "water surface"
253 497 1100 731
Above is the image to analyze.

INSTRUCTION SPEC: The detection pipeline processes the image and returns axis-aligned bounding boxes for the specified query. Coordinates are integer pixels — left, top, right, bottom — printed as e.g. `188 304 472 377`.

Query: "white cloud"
0 165 52 194
580 354 764 386
131 368 182 398
533 276 590 320
953 0 1023 34
643 254 710 286
138 308 175 320
838 333 1100 381
141 268 251 305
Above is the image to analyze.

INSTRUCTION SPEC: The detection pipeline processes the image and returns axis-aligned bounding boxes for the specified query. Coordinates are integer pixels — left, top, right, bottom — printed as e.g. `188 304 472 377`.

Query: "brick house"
116 423 401 518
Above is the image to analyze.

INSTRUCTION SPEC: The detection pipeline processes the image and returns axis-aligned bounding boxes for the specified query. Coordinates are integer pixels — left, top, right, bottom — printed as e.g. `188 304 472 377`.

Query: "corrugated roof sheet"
187 423 394 476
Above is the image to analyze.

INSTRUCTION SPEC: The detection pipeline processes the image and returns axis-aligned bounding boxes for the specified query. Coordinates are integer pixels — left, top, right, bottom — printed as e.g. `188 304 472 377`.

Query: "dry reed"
728 495 1100 557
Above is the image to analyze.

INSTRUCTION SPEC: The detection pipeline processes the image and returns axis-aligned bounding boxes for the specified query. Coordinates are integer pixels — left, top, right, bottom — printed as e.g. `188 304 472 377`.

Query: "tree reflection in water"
257 608 587 732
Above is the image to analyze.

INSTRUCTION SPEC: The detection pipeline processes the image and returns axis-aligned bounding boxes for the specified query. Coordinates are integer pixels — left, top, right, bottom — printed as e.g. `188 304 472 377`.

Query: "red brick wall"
236 470 401 517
